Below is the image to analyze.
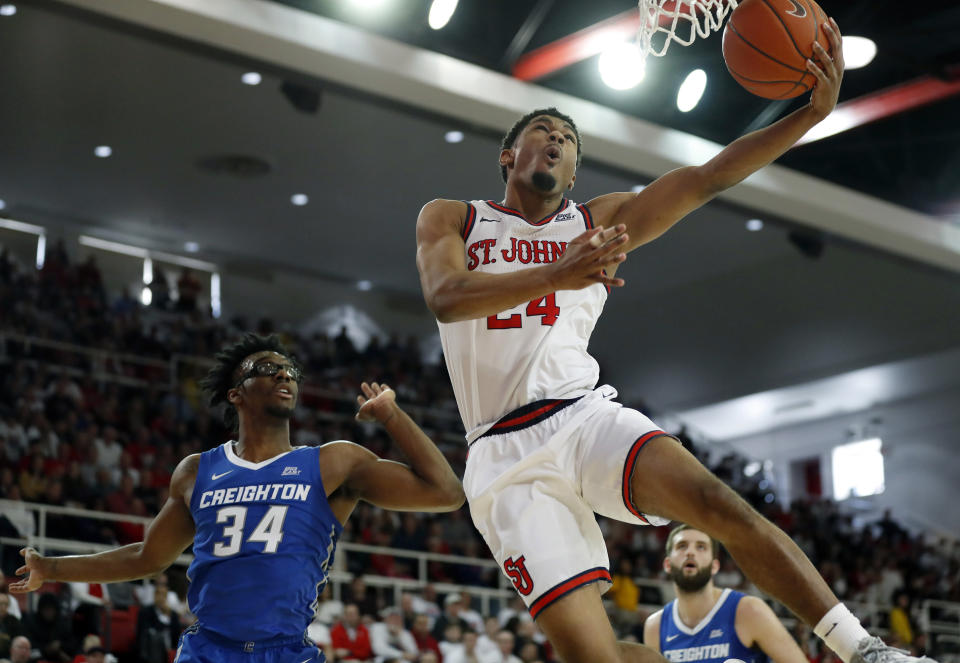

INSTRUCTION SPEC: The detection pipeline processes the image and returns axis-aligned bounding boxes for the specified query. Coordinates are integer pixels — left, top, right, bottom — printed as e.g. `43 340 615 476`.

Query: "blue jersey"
659 589 769 663
187 443 342 643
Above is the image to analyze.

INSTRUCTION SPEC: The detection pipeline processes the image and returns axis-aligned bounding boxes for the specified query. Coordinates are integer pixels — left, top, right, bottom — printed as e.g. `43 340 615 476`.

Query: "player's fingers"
586 226 605 248
360 382 374 398
806 59 828 84
356 395 366 407
812 42 836 78
594 273 626 287
828 18 845 69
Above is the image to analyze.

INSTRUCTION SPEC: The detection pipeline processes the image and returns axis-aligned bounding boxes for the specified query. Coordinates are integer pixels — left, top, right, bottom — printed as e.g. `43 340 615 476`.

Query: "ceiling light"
241 72 262 86
631 185 646 193
428 0 457 30
444 130 464 144
184 241 199 253
746 219 763 232
677 69 707 112
598 42 645 91
350 0 385 8
842 36 877 70
291 193 309 206
0 199 6 210
94 145 112 158
356 280 372 291
0 5 16 16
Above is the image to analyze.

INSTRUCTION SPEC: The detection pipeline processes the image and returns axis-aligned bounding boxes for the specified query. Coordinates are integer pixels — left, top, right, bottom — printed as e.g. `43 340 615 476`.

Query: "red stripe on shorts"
621 430 667 524
528 567 612 620
491 399 564 430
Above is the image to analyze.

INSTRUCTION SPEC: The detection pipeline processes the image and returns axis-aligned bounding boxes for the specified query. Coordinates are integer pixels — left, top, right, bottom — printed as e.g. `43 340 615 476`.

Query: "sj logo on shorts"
503 556 534 596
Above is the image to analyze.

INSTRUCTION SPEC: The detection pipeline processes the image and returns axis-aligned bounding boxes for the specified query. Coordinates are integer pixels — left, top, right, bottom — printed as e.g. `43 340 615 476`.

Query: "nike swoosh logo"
823 622 839 638
785 0 807 18
211 471 233 480
300 658 313 663
666 634 679 642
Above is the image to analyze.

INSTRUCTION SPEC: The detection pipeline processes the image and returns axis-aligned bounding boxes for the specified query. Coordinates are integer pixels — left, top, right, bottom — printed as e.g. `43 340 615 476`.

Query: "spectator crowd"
0 240 958 662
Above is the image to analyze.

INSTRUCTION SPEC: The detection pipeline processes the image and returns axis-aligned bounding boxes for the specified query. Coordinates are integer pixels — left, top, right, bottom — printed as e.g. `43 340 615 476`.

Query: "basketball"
722 0 831 99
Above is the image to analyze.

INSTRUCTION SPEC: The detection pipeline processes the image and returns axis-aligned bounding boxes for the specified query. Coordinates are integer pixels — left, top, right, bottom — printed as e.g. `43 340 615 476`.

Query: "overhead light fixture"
35 233 46 270
184 241 199 253
631 185 646 193
745 218 763 232
428 0 457 30
241 71 262 86
677 69 707 112
0 5 16 16
94 145 113 158
356 280 373 291
444 130 464 144
350 0 385 9
211 272 222 319
598 42 645 91
842 36 877 70
0 199 6 210
291 193 309 206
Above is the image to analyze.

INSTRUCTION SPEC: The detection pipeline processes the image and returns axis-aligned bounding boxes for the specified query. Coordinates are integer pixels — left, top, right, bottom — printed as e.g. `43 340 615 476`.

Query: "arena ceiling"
1 0 959 443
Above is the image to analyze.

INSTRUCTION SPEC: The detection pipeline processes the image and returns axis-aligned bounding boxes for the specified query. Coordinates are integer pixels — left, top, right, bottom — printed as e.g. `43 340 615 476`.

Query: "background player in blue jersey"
11 333 465 663
645 525 807 663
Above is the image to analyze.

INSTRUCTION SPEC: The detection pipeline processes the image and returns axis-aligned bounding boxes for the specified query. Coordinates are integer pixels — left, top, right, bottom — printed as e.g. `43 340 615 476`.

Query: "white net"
637 0 740 59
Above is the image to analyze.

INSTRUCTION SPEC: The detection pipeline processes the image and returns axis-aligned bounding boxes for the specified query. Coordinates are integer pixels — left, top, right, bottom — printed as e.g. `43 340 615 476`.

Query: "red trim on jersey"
621 430 669 524
577 203 594 230
486 198 569 226
528 567 612 619
461 201 477 241
492 399 565 430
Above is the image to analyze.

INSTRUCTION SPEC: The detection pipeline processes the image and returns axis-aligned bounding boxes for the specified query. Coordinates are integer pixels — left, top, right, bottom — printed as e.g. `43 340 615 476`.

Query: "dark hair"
665 523 720 560
199 333 300 431
499 107 583 183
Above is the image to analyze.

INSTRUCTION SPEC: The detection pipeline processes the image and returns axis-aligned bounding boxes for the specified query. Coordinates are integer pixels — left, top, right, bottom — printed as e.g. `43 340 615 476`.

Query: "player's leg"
534 582 664 663
626 436 836 626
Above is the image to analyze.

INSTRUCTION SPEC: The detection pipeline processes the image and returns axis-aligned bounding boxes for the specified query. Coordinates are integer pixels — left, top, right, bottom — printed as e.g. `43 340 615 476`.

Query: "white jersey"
438 198 608 442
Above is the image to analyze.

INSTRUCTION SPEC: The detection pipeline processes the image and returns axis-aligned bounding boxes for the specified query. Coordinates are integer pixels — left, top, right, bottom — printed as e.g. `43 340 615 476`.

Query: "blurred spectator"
344 576 381 620
175 269 202 313
0 593 22 658
71 635 108 663
307 610 334 661
433 594 470 642
889 590 914 647
23 593 73 663
438 623 464 661
609 557 639 629
370 607 418 662
444 629 499 663
68 582 109 639
495 631 522 663
135 584 178 663
410 614 441 661
7 635 31 663
331 604 372 662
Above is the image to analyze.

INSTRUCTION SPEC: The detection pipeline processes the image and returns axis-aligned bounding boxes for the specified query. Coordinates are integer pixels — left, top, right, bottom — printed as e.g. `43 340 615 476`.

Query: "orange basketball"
722 0 831 99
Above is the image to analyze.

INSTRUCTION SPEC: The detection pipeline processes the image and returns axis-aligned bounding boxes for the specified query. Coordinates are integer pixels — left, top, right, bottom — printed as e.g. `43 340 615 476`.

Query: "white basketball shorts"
462 385 676 619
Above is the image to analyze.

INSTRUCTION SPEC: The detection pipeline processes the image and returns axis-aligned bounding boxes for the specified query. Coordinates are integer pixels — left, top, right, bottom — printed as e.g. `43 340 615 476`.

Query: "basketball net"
637 0 739 60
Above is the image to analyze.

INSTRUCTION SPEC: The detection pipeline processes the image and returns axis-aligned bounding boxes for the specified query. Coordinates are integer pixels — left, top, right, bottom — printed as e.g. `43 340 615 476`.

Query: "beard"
265 403 296 420
531 171 557 192
669 564 713 593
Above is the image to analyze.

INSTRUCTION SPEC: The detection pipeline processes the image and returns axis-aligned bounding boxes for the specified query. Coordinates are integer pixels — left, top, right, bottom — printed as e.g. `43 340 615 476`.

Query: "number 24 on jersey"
487 294 559 329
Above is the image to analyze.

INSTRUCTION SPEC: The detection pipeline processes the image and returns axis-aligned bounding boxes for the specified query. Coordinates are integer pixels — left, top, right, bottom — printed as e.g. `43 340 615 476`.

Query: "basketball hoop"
638 0 739 60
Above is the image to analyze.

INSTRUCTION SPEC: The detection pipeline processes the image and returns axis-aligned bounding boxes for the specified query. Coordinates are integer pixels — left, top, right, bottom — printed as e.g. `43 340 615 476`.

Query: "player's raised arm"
325 382 464 515
416 198 628 322
736 596 810 663
10 455 198 592
592 17 844 253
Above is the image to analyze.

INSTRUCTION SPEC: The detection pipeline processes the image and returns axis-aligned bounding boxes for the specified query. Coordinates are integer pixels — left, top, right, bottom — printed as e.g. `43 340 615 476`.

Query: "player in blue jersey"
645 525 807 663
11 333 465 663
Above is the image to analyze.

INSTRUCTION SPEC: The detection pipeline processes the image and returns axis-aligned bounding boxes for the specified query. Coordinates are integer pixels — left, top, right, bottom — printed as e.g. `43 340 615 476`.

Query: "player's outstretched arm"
327 382 464 514
417 198 628 322
591 18 844 253
10 455 198 592
736 596 809 663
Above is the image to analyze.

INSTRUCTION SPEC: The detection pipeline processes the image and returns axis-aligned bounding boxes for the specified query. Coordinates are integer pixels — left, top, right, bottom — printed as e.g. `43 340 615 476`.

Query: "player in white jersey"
417 18 933 663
